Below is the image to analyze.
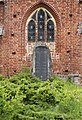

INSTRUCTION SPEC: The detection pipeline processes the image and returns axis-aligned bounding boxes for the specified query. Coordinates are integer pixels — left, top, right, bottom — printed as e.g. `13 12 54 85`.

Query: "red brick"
0 0 82 79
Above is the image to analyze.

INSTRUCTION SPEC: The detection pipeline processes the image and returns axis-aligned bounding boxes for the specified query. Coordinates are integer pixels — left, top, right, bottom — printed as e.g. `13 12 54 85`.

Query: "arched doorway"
33 45 51 80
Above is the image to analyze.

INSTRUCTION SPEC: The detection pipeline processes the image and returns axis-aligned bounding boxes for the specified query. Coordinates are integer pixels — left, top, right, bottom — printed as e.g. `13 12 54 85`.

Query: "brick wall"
0 0 82 77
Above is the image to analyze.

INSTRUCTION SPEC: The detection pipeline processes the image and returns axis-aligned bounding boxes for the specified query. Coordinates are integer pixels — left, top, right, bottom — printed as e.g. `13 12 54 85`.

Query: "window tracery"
26 8 56 42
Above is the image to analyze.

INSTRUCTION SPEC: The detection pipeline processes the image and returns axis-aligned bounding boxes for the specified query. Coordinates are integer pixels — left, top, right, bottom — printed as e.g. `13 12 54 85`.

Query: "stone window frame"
25 7 56 43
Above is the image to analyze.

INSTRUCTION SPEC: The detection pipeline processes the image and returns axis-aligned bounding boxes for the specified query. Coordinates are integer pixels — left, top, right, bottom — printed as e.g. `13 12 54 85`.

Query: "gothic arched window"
28 20 35 41
38 9 45 41
27 8 56 42
47 20 54 42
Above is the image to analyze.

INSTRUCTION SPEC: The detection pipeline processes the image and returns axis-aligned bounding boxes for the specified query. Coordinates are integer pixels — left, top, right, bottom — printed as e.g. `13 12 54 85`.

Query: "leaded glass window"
28 20 35 41
27 8 56 42
38 9 45 41
47 20 54 42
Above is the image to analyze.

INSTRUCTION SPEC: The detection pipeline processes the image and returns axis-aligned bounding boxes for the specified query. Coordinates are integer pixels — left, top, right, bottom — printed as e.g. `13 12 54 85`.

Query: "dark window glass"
27 9 55 42
32 11 37 20
46 12 51 20
38 9 45 41
28 20 35 41
47 20 54 42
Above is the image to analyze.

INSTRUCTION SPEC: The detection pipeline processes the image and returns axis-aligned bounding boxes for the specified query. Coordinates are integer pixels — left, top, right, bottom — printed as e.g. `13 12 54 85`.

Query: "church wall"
0 0 82 77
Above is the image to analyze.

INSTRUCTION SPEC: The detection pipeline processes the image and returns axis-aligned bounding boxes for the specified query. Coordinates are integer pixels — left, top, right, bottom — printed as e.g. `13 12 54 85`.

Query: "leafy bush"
0 69 82 120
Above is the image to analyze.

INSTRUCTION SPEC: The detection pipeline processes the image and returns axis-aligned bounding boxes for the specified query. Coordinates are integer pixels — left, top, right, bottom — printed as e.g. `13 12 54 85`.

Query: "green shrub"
0 68 82 120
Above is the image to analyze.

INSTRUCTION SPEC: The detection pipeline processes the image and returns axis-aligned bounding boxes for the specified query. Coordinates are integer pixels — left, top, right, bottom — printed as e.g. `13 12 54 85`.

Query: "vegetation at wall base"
0 68 82 120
